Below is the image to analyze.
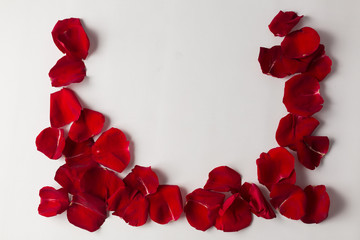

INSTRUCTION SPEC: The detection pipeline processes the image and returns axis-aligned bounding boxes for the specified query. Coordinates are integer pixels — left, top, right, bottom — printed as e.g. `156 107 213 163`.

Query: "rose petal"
276 113 319 150
203 166 242 193
92 128 130 173
301 185 330 224
306 55 332 81
52 18 90 60
63 137 94 163
215 193 252 232
50 88 82 128
109 186 137 212
270 183 306 220
240 182 276 219
67 193 107 232
69 108 105 142
256 147 295 191
281 27 320 58
38 187 69 217
268 11 303 37
49 55 86 87
184 188 225 231
123 165 159 196
147 185 183 224
296 136 330 170
113 192 149 227
36 127 65 160
283 74 323 117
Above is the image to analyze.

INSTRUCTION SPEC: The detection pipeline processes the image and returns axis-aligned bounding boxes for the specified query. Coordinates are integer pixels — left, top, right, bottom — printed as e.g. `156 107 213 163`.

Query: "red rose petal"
283 74 323 117
301 185 330 224
306 55 332 81
36 127 65 160
278 169 296 186
204 166 242 193
256 147 295 191
52 18 90 60
215 193 252 232
147 185 183 224
184 188 225 231
270 183 306 220
124 165 159 196
281 27 320 58
38 187 69 217
50 88 82 128
109 186 137 212
63 137 94 163
49 55 86 87
67 193 107 232
268 11 303 37
92 127 130 173
296 136 330 170
69 108 105 143
240 182 276 219
276 113 319 150
113 192 149 227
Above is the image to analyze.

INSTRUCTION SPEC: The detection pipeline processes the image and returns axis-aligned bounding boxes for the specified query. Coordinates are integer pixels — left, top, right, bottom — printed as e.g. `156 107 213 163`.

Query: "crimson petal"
281 27 320 58
36 127 65 160
92 128 130 173
256 147 295 191
240 182 275 219
306 55 332 81
268 11 303 37
296 136 330 170
215 193 252 232
301 185 330 224
204 166 242 193
276 113 319 150
124 165 159 196
49 55 86 87
52 18 90 60
270 183 306 220
184 188 225 231
38 187 69 217
67 193 107 232
50 88 82 128
69 108 105 142
109 186 137 213
63 137 94 163
283 74 323 117
147 185 183 224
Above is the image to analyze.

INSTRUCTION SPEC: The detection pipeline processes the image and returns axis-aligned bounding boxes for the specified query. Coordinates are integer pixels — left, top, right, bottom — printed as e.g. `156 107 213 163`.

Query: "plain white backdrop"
1 0 359 239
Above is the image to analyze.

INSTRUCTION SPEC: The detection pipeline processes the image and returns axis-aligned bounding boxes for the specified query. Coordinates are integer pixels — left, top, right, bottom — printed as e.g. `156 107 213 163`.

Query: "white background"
1 0 359 239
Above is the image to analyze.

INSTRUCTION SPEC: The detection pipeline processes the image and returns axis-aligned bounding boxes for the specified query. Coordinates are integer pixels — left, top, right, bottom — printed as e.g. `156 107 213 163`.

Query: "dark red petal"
50 88 82 128
67 193 107 232
215 193 252 232
281 27 320 58
268 11 303 37
55 160 98 194
36 127 65 159
69 108 105 142
124 165 159 196
306 55 332 81
92 128 130 173
278 169 296 186
283 74 323 117
184 188 225 231
240 182 275 219
51 18 90 60
270 183 306 220
301 185 330 223
204 166 242 193
49 55 86 87
276 113 319 150
109 186 137 212
80 166 125 202
147 185 183 224
113 192 149 227
38 187 69 217
63 137 94 163
256 147 295 191
296 136 330 170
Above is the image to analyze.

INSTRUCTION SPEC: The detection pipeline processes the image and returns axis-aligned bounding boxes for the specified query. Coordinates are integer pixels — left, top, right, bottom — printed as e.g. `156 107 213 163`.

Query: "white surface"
1 0 359 239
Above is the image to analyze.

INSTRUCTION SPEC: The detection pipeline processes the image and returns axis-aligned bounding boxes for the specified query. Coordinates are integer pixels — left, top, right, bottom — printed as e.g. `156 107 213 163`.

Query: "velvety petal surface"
296 136 330 170
38 187 69 217
49 55 86 87
306 55 332 81
63 137 94 163
36 127 65 159
301 185 330 224
124 165 159 196
204 166 242 193
268 11 303 37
